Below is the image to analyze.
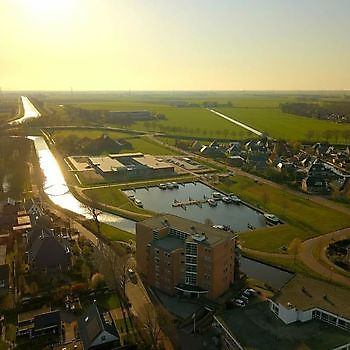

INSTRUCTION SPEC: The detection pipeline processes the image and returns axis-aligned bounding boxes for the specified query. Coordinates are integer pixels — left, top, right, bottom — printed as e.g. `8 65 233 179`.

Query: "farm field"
217 175 350 253
43 92 350 143
51 129 178 155
218 107 350 143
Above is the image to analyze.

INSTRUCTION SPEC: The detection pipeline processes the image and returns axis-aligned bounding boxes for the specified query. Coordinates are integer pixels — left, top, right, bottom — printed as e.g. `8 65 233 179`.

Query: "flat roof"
139 214 235 246
18 306 51 323
89 156 126 172
109 152 144 158
67 157 93 172
153 236 184 252
133 155 173 170
274 274 350 320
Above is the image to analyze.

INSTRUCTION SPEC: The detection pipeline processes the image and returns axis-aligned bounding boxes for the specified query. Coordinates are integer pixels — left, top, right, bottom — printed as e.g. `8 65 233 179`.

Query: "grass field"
52 129 134 139
218 107 350 143
52 129 178 155
44 92 350 143
84 187 151 216
84 221 134 242
217 176 350 252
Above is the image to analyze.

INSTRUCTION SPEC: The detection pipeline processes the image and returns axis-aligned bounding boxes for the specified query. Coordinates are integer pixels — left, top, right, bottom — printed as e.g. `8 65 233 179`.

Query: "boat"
212 192 222 199
166 182 174 189
222 196 232 204
158 183 167 190
128 194 135 201
134 199 143 208
264 213 280 224
171 182 179 188
229 195 241 204
208 198 217 207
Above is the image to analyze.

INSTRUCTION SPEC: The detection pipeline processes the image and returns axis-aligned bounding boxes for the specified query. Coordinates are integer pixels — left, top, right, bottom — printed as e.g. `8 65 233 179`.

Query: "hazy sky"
1 0 350 90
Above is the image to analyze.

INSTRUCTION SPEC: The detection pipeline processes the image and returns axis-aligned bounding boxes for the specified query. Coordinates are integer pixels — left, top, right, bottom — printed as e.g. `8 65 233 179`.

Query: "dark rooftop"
153 236 184 252
139 214 235 246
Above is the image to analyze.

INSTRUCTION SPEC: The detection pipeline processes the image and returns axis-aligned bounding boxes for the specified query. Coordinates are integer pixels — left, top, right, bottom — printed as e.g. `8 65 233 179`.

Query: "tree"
94 242 130 299
288 238 302 267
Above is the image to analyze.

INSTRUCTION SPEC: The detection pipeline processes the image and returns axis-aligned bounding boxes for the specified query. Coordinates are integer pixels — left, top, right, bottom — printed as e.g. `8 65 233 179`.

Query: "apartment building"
136 214 236 300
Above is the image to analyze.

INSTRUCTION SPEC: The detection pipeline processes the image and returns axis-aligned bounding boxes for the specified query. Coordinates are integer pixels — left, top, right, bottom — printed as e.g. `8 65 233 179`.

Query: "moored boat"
264 213 280 224
208 198 217 207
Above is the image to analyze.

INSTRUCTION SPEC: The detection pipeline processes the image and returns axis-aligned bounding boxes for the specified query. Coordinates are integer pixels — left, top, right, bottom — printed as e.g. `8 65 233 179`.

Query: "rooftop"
274 274 350 320
133 154 173 169
139 214 235 246
109 152 144 158
153 236 184 252
89 156 126 173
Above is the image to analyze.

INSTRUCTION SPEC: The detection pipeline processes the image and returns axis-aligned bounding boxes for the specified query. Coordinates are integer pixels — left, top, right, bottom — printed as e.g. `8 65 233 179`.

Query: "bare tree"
84 194 102 235
94 242 130 299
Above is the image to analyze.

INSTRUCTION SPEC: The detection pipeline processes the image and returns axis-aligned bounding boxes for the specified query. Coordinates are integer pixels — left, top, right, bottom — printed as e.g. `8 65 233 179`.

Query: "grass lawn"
95 293 120 309
127 136 178 155
84 221 134 242
217 176 350 253
52 129 134 140
218 107 350 144
83 187 153 217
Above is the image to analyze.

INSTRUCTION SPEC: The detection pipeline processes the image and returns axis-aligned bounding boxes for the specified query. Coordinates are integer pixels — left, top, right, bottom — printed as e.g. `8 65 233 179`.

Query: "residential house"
77 304 121 350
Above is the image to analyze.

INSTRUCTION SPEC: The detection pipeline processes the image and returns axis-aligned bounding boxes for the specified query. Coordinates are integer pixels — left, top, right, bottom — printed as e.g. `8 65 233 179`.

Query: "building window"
185 256 197 264
185 242 197 256
153 230 159 240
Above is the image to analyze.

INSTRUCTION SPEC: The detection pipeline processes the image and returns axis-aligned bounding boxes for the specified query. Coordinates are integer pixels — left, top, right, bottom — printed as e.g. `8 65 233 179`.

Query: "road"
209 109 263 136
9 96 41 125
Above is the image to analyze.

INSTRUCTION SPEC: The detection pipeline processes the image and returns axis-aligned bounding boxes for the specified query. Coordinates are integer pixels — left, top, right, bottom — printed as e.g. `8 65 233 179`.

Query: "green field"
217 175 350 253
218 107 350 143
52 129 134 139
51 129 178 155
84 221 134 242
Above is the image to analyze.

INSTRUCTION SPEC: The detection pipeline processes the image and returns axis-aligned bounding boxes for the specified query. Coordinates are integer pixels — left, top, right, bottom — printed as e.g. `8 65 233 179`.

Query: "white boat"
230 195 241 204
128 194 135 201
166 182 174 189
171 182 179 188
208 198 217 207
134 199 143 208
158 183 167 190
212 192 222 199
222 196 232 204
264 213 280 224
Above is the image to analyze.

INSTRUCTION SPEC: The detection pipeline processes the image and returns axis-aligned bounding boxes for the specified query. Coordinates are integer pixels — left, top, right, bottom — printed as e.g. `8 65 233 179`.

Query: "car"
128 268 137 283
243 288 256 297
233 299 246 307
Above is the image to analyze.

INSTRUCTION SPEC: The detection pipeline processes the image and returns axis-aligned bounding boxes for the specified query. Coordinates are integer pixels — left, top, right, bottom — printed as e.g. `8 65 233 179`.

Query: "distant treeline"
280 102 350 123
172 101 233 108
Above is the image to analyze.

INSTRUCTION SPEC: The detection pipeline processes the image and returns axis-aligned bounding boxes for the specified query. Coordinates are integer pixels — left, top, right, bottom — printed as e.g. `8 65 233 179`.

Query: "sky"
1 0 350 91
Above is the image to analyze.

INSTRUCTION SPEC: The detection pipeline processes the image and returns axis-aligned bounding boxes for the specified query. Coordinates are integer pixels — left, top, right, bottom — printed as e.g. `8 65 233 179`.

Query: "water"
123 182 266 232
30 136 135 233
9 96 41 125
240 257 294 289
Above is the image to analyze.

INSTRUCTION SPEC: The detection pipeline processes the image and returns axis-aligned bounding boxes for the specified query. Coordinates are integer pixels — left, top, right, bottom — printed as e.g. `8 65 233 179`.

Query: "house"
78 304 121 350
227 156 245 167
0 264 9 296
27 229 70 272
269 275 350 332
302 176 329 194
17 308 62 339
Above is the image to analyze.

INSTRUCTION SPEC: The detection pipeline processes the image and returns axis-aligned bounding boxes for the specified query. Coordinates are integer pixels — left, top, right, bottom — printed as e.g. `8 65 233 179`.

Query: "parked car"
233 299 246 307
243 288 256 297
240 295 249 303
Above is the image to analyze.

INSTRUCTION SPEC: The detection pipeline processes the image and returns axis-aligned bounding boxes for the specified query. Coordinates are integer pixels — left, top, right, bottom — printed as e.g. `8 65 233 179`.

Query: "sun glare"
23 0 73 16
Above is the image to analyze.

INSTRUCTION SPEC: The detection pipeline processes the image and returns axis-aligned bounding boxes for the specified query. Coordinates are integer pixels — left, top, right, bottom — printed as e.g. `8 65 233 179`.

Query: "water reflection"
9 96 41 125
124 182 266 232
240 257 294 289
30 136 135 233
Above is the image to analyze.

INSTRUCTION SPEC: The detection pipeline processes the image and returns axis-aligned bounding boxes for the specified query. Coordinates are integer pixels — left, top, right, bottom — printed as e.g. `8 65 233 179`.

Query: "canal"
30 136 136 233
